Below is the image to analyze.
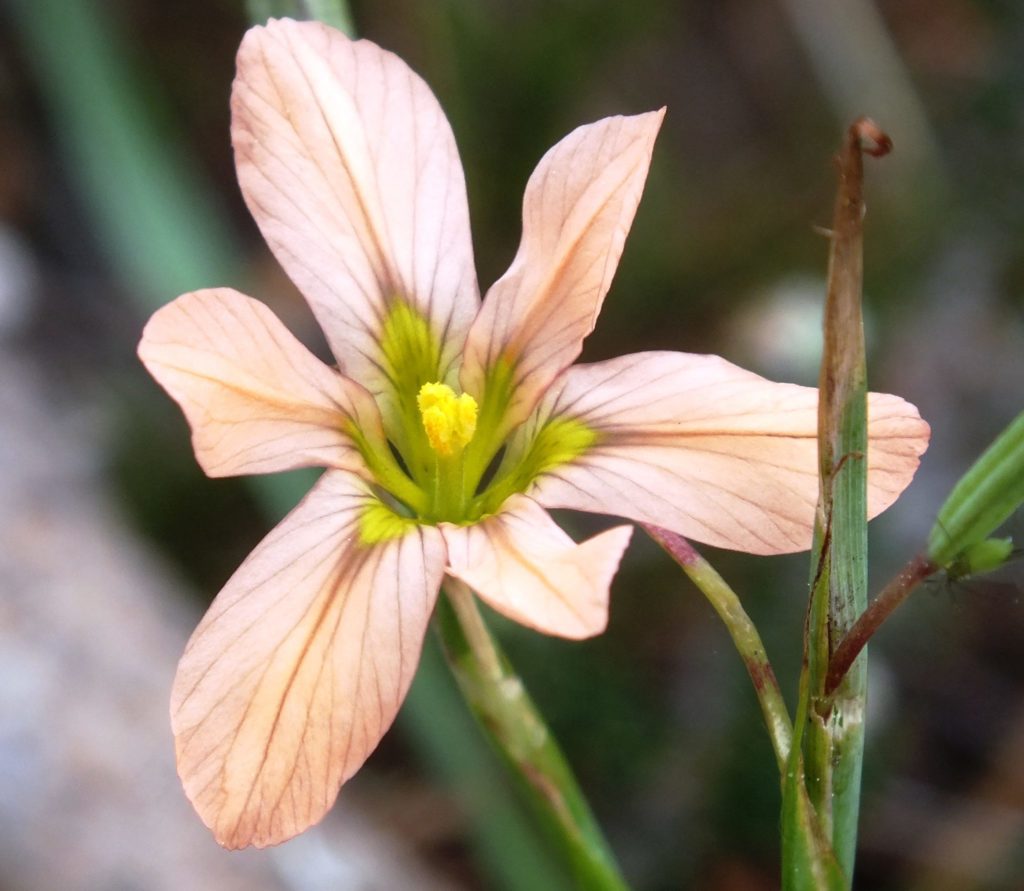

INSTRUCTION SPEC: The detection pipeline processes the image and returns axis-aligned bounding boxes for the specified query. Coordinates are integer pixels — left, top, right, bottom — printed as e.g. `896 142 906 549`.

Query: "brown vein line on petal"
235 90 359 241
261 548 355 831
356 46 405 303
267 234 392 352
582 444 819 508
514 276 597 354
543 461 786 551
222 293 279 368
257 33 379 267
265 239 395 379
531 257 603 332
581 394 817 429
398 527 434 712
177 656 269 766
324 637 336 811
203 432 354 477
248 298 340 400
279 29 400 299
237 74 319 158
540 125 643 294
336 540 388 781
177 296 241 362
235 539 374 832
393 534 407 701
406 64 429 327
192 747 236 804
599 429 819 444
424 155 466 367
143 360 346 425
509 305 591 381
513 140 644 346
233 111 376 306
548 362 720 421
176 505 359 704
585 441 820 481
175 545 343 767
350 511 388 751
242 165 382 327
502 322 593 415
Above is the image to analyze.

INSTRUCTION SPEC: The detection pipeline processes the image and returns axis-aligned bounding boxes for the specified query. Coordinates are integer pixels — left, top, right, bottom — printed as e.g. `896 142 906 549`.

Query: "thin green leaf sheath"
791 118 892 889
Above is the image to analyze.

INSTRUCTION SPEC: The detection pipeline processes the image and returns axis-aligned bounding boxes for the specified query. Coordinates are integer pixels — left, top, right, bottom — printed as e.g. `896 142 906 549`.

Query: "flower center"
417 382 478 456
411 381 481 522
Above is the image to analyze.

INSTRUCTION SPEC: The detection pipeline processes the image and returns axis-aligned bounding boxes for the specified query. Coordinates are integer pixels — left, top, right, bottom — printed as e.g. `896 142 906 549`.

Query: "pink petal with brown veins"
233 19 479 395
461 110 664 433
443 495 633 639
138 288 382 478
528 352 930 555
171 469 447 849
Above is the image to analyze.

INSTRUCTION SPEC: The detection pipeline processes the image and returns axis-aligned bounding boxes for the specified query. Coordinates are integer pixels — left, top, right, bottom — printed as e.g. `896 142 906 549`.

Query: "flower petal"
233 19 479 400
527 352 930 555
171 470 447 849
138 288 382 477
461 111 664 433
442 495 633 639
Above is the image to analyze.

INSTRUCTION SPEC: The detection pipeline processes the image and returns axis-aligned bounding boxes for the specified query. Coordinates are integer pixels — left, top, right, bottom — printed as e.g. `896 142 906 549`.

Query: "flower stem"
435 579 630 891
824 553 937 697
643 524 793 771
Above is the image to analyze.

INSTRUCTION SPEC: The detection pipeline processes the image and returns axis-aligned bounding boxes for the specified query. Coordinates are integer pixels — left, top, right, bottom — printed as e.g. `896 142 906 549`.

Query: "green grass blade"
929 410 1024 567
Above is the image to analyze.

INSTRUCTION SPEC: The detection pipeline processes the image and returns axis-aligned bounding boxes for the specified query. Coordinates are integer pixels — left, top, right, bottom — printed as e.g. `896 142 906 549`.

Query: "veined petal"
527 352 930 555
233 19 479 406
461 111 664 434
138 288 382 477
442 495 633 639
171 470 447 849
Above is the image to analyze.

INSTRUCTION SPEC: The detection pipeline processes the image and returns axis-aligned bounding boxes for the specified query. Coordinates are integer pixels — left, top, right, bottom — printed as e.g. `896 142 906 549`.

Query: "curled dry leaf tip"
850 116 892 158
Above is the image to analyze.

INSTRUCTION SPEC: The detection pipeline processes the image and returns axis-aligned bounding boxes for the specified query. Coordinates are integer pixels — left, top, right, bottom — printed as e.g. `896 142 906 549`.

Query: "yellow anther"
417 382 478 456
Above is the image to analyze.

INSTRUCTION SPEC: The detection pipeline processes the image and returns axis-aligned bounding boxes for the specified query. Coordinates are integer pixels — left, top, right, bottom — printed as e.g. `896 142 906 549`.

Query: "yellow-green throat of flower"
358 302 598 540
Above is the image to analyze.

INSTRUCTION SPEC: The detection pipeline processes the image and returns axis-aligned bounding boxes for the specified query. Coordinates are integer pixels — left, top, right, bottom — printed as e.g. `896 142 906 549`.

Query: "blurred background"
1 0 1022 888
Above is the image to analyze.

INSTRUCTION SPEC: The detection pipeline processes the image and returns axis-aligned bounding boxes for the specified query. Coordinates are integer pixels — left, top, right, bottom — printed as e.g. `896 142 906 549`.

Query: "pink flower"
138 18 929 848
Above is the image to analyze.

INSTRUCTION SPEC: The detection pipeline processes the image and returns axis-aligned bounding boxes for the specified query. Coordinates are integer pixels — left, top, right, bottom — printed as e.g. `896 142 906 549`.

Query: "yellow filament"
417 382 478 456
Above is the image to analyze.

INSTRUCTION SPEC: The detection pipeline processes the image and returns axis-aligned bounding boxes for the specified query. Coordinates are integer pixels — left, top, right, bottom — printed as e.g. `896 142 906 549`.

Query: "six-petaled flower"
139 18 929 849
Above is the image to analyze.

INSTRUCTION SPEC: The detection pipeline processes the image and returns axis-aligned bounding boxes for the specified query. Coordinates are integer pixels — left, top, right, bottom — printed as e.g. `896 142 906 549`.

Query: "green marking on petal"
359 497 418 546
378 301 446 479
476 415 597 515
381 301 442 387
526 416 598 476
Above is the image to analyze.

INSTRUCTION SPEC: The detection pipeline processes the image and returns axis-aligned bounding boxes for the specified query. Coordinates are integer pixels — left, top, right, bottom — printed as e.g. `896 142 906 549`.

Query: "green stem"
436 579 629 891
247 0 355 31
644 525 793 772
825 553 937 697
804 117 891 884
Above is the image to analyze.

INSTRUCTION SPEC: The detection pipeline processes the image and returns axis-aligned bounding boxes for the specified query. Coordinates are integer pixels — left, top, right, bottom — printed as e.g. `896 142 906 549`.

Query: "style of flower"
138 18 929 850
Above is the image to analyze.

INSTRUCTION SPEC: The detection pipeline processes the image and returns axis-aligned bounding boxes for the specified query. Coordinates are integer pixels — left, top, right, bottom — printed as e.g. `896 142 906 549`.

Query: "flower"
138 18 929 849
